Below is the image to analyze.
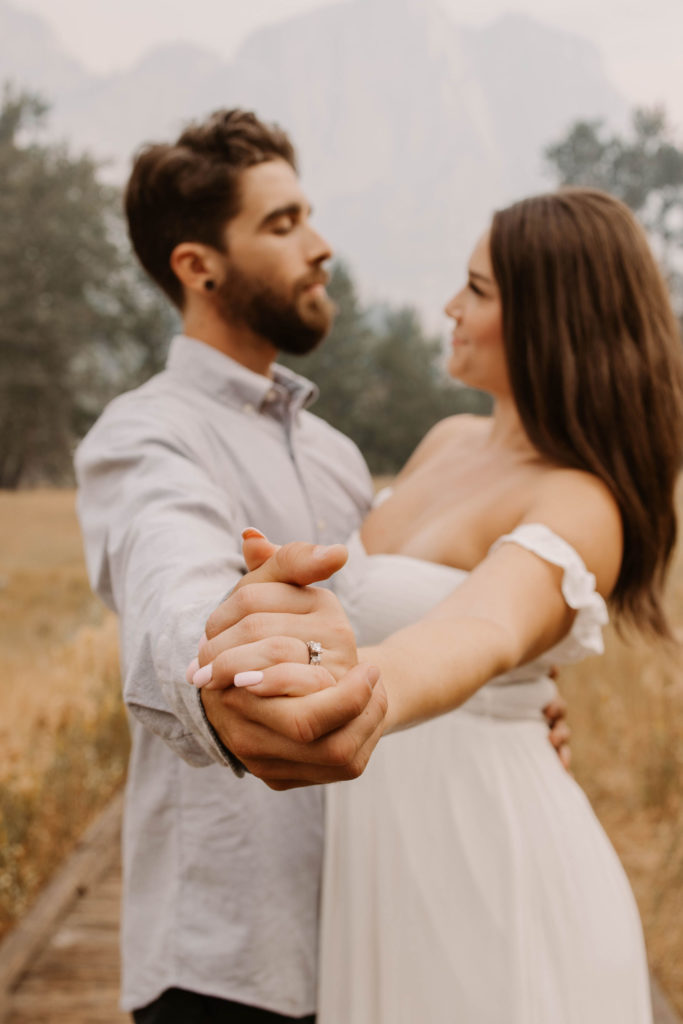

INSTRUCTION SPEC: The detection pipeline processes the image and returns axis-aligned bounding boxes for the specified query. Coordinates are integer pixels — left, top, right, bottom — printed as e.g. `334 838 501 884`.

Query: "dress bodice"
332 522 609 722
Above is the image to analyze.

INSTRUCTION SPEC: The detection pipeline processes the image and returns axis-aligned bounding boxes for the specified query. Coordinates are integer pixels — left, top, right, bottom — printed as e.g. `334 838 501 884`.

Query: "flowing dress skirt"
319 708 652 1024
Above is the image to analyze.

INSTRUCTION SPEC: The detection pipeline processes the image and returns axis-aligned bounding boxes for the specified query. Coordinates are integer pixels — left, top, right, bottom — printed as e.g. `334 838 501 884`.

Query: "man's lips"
298 273 330 294
304 282 327 296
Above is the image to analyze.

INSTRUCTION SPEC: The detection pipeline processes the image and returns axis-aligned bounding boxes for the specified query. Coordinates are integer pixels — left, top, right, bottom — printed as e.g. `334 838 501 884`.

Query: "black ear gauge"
204 279 215 291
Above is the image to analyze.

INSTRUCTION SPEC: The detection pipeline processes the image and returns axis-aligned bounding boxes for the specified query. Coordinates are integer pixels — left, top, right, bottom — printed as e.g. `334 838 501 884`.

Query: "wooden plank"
0 789 124 1000
6 991 128 1024
8 985 124 1006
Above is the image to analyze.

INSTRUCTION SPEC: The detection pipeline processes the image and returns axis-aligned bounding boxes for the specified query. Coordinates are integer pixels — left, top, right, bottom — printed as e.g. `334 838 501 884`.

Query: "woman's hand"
187 530 388 789
188 530 361 696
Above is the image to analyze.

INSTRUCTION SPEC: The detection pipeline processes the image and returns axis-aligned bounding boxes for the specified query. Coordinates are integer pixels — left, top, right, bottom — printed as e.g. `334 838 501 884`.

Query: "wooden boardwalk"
0 792 127 1024
1 790 681 1024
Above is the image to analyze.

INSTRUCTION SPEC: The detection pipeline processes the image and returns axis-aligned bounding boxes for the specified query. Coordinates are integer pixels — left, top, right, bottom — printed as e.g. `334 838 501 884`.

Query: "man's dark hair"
124 109 297 308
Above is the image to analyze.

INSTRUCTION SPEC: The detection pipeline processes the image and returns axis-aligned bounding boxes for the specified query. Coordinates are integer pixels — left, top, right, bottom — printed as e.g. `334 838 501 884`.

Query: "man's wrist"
196 689 248 777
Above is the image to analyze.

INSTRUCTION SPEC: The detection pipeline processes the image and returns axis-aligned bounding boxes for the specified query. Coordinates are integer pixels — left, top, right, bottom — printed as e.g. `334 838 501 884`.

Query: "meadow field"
0 488 681 1011
0 490 128 941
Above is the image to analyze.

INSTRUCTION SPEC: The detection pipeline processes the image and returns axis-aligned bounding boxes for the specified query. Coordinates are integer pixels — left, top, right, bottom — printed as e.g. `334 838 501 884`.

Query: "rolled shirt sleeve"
76 399 244 766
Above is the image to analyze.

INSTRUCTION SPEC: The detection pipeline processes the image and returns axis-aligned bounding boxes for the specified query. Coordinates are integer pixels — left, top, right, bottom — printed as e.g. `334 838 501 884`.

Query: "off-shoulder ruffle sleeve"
489 522 609 664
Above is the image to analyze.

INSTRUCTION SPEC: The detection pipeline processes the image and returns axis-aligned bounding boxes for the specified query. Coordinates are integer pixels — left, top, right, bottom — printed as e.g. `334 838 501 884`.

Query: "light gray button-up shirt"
75 335 373 1015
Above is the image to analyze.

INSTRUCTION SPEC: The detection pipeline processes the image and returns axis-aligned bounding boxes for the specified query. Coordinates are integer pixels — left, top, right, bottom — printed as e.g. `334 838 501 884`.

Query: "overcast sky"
11 0 683 130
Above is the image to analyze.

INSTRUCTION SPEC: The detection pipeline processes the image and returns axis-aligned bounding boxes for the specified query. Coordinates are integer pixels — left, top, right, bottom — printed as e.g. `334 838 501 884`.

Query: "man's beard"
216 263 335 356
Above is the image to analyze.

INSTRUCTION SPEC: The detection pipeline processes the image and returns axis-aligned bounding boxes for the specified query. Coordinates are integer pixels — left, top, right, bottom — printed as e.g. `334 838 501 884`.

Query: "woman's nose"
444 293 462 320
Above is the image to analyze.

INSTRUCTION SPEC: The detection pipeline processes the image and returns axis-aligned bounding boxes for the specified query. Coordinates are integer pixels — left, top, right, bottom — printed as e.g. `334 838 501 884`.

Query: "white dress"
320 523 652 1024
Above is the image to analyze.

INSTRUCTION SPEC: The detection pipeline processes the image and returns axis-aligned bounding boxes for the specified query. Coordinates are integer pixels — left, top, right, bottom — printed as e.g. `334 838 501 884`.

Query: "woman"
194 189 683 1022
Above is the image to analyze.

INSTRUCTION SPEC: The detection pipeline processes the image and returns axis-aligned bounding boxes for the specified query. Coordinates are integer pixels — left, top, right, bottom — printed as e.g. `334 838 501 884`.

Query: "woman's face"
444 231 509 397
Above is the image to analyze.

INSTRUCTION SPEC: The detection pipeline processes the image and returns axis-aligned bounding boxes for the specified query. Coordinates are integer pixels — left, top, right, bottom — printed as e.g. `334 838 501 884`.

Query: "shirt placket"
262 384 321 545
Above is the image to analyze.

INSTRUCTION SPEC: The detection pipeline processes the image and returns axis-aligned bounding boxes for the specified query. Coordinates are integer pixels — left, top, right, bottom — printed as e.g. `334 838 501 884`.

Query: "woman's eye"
468 280 483 296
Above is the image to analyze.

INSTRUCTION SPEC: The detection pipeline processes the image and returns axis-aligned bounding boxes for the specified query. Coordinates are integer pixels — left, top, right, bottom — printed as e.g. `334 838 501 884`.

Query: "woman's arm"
364 541 573 732
362 470 622 731
196 470 620 736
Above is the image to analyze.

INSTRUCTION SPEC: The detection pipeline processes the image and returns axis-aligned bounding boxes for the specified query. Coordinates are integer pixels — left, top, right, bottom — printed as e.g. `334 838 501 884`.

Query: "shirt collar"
166 334 319 420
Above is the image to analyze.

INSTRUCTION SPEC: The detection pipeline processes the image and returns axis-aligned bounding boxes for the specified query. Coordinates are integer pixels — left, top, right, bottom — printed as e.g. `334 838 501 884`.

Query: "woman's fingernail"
234 670 264 688
242 527 266 540
192 663 213 688
186 657 199 684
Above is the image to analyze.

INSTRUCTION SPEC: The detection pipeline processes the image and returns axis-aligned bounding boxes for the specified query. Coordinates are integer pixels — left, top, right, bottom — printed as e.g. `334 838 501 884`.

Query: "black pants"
132 987 316 1024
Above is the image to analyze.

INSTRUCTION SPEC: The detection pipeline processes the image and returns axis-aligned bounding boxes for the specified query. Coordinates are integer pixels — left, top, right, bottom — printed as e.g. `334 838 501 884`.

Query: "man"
76 109 387 1024
76 108 568 1023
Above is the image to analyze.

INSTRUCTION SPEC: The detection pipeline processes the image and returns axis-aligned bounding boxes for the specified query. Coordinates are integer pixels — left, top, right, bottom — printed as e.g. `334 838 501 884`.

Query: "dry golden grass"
0 488 681 1013
559 510 683 1013
0 490 129 937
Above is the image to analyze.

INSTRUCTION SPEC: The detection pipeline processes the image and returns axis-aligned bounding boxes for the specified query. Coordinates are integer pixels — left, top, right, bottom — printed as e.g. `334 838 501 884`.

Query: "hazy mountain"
0 0 86 97
48 42 226 172
0 0 626 320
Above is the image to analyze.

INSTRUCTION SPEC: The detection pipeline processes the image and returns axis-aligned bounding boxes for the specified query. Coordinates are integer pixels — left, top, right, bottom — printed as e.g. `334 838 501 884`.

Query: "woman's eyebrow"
469 269 493 285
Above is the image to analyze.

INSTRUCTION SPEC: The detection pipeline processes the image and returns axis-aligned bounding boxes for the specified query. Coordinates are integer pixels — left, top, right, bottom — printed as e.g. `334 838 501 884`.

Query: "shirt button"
317 518 327 530
242 402 255 414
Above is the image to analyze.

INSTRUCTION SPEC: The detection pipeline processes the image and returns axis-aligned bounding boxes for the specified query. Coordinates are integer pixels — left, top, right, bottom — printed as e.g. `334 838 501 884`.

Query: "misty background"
3 0 680 312
1 0 682 484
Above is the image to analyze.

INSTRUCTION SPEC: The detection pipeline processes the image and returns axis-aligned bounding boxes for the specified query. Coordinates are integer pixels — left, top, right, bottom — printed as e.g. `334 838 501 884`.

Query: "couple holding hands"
76 107 683 1023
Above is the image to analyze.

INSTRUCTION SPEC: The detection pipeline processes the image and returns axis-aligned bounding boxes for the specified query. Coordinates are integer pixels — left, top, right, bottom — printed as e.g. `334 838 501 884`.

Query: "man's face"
216 159 334 355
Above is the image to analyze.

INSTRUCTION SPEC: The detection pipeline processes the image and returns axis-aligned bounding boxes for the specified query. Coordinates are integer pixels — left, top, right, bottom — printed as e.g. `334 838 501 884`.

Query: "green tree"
545 108 683 314
0 87 173 488
349 306 457 474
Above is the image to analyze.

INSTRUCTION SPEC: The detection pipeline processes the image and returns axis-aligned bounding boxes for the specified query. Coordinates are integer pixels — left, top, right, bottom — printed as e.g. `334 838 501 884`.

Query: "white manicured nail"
234 670 264 688
192 663 213 688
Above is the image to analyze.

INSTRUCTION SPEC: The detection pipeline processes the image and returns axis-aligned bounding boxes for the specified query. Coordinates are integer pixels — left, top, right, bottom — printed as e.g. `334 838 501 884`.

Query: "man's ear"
170 242 222 297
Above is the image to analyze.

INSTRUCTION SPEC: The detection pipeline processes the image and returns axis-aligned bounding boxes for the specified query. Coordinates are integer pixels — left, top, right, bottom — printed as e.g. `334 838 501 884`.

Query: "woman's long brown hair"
490 188 683 637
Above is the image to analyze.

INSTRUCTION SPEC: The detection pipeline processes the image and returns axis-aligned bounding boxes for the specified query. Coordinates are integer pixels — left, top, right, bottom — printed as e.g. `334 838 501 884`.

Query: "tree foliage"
545 107 683 315
0 87 174 488
281 263 491 474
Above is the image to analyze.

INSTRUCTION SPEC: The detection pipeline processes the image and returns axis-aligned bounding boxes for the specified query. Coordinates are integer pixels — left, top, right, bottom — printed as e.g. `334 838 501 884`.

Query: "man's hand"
543 690 571 771
200 662 387 789
193 531 387 788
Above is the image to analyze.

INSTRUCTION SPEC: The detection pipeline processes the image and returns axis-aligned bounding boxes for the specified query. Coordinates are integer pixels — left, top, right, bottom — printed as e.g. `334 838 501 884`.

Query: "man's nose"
306 225 333 264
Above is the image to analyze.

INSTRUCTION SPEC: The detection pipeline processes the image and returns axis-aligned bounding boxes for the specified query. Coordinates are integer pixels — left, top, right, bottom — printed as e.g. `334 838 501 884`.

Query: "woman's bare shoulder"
533 466 620 513
398 414 489 480
523 467 624 596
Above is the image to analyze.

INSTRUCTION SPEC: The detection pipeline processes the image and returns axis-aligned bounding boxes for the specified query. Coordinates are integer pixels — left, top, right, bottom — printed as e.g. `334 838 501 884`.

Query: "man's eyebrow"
259 202 310 228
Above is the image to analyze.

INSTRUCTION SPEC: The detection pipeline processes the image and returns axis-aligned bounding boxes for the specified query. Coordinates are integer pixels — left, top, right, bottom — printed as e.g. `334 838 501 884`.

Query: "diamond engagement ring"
306 641 323 665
